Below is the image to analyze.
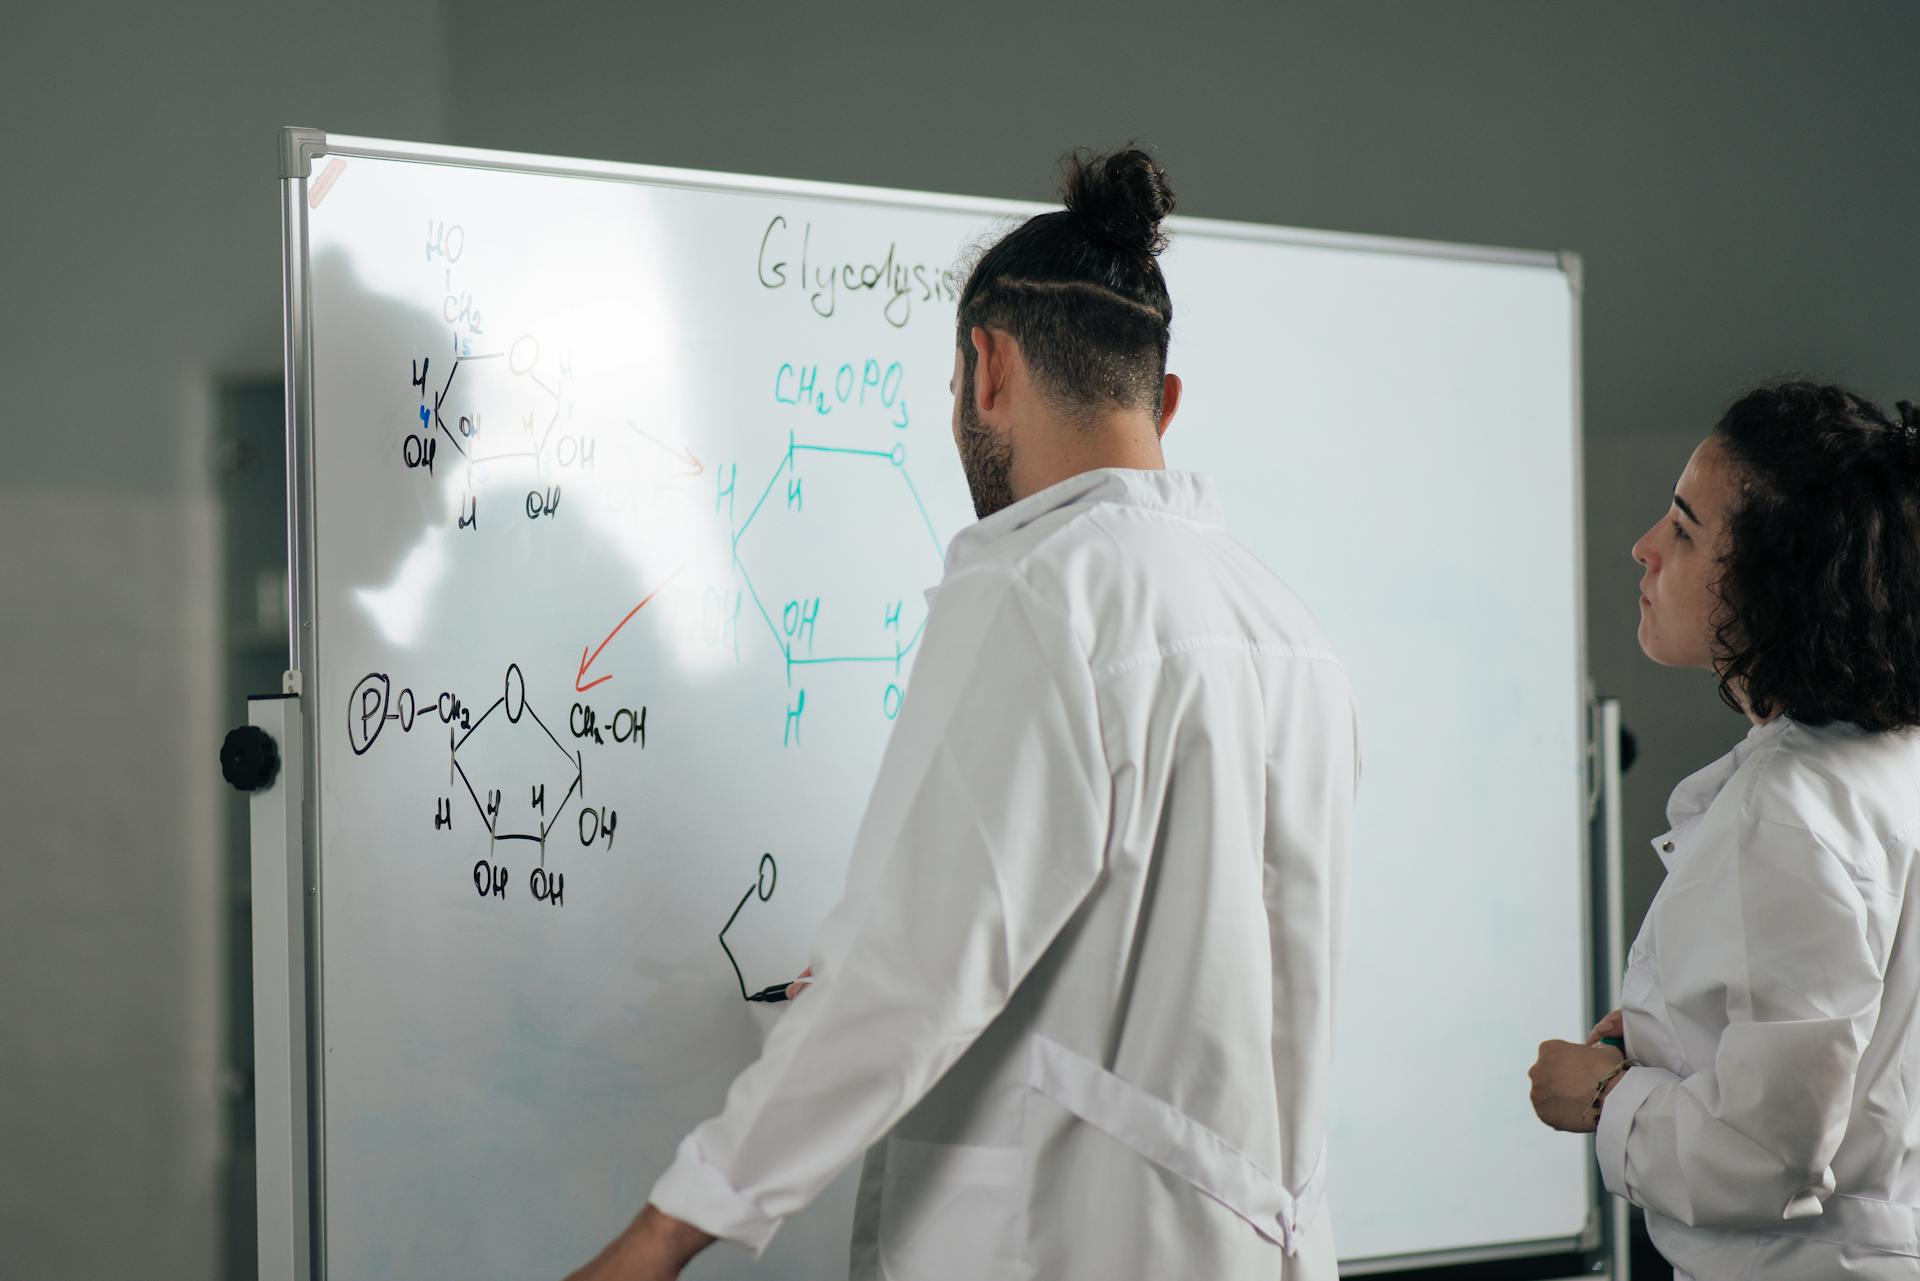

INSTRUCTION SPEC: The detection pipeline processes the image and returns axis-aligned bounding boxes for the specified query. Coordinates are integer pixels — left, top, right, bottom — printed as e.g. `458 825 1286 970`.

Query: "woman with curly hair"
1528 382 1920 1280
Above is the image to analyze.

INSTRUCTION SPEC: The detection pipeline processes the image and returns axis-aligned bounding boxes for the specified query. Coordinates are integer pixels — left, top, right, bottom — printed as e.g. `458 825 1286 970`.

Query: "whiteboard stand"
1596 697 1630 1281
248 691 313 1281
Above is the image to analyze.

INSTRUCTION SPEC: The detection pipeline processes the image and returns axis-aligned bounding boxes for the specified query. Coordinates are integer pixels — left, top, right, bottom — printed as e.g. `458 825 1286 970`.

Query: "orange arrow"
625 420 704 480
575 566 686 692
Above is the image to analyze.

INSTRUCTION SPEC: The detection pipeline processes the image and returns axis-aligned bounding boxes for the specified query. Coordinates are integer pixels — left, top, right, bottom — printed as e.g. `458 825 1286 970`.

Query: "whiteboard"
281 133 1591 1279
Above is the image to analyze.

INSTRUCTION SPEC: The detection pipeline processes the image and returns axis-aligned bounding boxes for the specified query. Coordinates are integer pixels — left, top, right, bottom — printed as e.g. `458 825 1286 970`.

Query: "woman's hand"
1586 1008 1624 1046
786 966 813 1001
1529 1039 1627 1134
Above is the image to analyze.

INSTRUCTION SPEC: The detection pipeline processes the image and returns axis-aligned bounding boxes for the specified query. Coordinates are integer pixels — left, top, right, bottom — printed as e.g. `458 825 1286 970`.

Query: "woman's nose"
1631 530 1655 570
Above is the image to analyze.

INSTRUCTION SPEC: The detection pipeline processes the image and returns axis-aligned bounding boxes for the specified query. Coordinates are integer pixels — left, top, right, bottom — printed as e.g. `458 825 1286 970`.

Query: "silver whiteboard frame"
248 693 311 1281
274 125 1603 1278
276 146 328 1281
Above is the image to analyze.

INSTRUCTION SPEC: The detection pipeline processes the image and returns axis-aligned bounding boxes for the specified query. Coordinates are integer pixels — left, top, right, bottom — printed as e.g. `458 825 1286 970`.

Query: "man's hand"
1585 1008 1624 1046
563 1204 716 1281
1528 1039 1626 1134
786 966 814 1002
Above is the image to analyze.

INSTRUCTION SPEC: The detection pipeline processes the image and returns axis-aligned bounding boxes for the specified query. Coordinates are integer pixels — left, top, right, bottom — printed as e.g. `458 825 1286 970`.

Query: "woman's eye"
1671 519 1689 543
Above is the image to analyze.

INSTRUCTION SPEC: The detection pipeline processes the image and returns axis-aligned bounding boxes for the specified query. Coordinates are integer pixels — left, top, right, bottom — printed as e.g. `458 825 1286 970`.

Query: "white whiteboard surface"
284 135 1590 1279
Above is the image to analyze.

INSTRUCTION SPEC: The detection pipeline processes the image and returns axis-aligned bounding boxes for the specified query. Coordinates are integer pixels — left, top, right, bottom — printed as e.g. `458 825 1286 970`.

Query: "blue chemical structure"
724 413 947 743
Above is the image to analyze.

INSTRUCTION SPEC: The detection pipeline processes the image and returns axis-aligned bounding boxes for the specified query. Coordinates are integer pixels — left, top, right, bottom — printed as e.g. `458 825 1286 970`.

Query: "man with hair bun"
569 148 1357 1281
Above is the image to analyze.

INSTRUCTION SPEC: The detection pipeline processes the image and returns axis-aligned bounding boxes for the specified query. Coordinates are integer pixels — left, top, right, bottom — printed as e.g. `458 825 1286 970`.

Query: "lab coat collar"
1666 717 1793 826
943 468 1225 575
1651 716 1794 869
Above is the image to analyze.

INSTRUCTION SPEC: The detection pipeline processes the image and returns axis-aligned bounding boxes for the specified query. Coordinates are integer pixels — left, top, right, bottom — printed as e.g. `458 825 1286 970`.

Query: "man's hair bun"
1062 147 1176 257
954 144 1176 417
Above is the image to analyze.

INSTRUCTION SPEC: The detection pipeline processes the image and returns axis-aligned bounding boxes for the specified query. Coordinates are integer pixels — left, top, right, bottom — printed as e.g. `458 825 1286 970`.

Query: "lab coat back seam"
977 500 1318 663
1031 498 1228 556
1090 639 1348 685
945 475 1228 574
976 498 1347 705
1095 503 1231 536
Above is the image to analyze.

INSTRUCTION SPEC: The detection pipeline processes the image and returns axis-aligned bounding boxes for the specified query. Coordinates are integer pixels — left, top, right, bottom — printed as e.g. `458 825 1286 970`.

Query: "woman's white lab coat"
649 469 1359 1280
1601 716 1920 1279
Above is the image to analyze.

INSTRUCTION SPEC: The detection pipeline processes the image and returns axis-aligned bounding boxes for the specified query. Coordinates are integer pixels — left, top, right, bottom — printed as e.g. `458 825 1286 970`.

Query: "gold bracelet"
1587 1060 1634 1123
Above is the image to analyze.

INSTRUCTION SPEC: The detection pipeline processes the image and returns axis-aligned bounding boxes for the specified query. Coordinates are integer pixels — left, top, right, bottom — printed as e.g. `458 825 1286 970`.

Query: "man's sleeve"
647 565 1109 1254
1595 817 1885 1229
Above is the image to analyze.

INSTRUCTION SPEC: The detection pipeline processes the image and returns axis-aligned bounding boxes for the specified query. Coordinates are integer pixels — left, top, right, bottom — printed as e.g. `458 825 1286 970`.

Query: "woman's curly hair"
1712 380 1920 732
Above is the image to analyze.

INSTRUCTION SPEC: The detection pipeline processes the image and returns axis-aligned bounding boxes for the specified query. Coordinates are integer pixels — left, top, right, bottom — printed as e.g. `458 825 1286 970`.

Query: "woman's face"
1632 436 1740 669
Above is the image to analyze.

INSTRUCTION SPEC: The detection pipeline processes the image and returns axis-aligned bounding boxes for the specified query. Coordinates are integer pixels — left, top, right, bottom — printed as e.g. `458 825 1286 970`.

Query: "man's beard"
957 384 1015 520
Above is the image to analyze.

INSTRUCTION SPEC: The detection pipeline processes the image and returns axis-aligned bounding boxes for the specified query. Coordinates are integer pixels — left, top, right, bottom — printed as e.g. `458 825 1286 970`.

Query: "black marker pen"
747 978 813 1004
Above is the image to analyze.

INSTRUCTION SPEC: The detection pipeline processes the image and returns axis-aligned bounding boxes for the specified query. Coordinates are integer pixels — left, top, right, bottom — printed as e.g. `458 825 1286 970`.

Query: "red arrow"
625 420 704 480
575 566 686 692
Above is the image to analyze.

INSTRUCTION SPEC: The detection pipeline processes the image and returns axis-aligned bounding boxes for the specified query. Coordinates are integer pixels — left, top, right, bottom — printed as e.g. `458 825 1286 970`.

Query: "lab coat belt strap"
1027 1035 1326 1258
1754 1194 1920 1257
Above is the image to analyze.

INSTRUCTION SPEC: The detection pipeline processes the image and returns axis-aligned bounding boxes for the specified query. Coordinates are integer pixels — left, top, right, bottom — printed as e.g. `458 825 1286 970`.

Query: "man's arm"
586 565 1109 1272
564 1207 714 1281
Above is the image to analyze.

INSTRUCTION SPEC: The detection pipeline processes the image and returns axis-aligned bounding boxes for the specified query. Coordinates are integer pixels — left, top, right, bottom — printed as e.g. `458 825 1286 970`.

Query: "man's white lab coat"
1601 716 1920 1279
650 468 1358 1280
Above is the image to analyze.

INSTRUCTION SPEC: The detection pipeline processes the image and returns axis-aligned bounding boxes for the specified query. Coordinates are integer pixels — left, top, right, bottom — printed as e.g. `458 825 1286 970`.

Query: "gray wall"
0 4 446 1277
4 2 1918 1275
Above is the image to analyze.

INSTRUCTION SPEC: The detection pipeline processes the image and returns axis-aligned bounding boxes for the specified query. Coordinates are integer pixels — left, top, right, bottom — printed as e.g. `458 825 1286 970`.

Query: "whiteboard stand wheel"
222 723 282 793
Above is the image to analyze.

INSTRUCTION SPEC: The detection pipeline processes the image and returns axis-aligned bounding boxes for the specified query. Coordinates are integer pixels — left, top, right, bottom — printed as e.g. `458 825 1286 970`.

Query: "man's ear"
1156 373 1183 440
970 325 1004 414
